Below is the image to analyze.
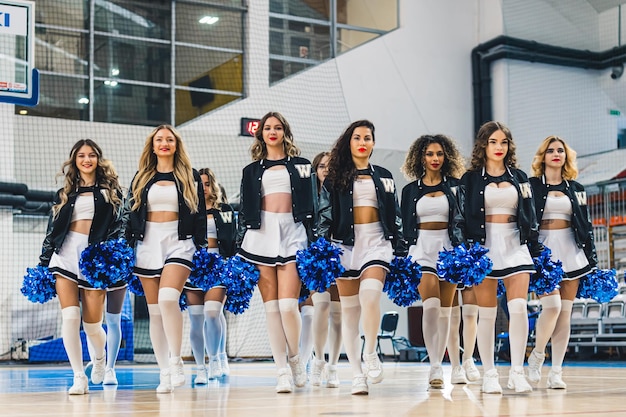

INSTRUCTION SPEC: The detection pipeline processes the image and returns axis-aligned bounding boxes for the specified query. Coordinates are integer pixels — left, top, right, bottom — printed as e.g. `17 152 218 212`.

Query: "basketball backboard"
0 0 38 106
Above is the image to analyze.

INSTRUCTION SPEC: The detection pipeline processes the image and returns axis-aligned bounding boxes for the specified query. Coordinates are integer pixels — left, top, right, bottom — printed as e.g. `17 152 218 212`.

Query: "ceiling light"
19 109 28 115
78 97 89 104
111 68 120 76
199 16 219 25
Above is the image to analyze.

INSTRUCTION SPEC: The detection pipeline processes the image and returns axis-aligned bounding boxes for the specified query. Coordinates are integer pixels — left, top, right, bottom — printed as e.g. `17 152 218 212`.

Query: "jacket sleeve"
235 175 246 250
193 171 208 249
520 173 543 257
106 189 125 241
226 206 238 257
121 181 135 247
451 176 468 246
317 181 332 240
580 186 598 268
392 186 407 257
39 191 60 266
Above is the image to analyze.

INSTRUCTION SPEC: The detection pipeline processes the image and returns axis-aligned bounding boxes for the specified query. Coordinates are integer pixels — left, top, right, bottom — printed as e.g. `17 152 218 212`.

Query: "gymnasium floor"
1 361 624 416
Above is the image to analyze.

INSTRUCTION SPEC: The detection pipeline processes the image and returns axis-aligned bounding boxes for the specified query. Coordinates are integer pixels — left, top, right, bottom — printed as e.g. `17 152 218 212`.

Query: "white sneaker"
326 364 340 388
310 359 326 386
482 369 502 394
103 368 118 385
362 352 384 384
195 366 208 385
462 358 481 382
451 365 469 384
218 352 230 377
429 364 444 389
507 366 533 393
169 357 185 387
527 349 545 383
68 373 89 395
275 368 293 393
351 373 368 395
547 367 567 389
209 356 222 379
288 354 307 387
91 355 106 385
156 370 173 393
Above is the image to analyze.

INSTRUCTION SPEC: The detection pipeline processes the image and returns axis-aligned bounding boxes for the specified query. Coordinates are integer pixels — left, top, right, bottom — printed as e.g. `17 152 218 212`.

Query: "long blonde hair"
53 139 122 218
250 111 300 161
199 167 223 210
131 125 199 212
531 135 578 180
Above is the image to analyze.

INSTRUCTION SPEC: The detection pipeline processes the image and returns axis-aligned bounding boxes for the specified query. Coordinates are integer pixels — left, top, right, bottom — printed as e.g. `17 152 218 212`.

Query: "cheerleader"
124 125 206 393
527 136 597 389
39 139 124 394
318 120 405 395
185 167 236 384
309 151 342 388
455 121 541 394
400 134 464 388
237 111 314 393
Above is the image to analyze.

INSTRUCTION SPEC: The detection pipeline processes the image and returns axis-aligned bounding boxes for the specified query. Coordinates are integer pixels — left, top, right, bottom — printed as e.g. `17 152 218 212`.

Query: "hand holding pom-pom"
296 237 344 292
79 238 135 289
437 242 493 287
189 249 224 291
221 256 260 314
383 256 422 307
21 266 56 303
577 269 618 303
529 247 563 295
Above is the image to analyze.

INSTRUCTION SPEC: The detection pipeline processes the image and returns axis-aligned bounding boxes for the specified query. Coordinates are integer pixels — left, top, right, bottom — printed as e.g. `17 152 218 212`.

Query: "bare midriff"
485 214 517 223
69 220 92 235
147 212 178 222
541 219 571 229
261 193 292 213
418 221 448 230
354 206 380 224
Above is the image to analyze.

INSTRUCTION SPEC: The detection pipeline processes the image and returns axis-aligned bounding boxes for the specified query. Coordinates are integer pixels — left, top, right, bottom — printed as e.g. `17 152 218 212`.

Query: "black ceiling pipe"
472 35 626 133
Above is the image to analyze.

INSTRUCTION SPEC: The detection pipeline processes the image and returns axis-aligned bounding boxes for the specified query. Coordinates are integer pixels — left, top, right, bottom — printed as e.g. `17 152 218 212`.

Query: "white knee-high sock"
158 287 183 358
438 306 452 363
83 320 106 364
218 308 227 355
264 300 288 369
550 299 573 368
447 305 462 368
340 294 362 376
188 305 206 366
61 306 84 374
534 294 561 353
300 305 314 363
204 300 223 358
311 291 331 361
477 306 498 372
278 298 302 357
422 297 441 366
462 304 479 362
507 298 529 368
147 304 170 370
105 312 122 369
329 301 342 365
359 278 383 355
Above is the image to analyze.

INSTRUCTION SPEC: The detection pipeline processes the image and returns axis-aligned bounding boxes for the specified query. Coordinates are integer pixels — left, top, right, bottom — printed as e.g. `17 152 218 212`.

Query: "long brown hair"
250 112 300 161
469 121 518 171
326 120 375 193
199 167 224 209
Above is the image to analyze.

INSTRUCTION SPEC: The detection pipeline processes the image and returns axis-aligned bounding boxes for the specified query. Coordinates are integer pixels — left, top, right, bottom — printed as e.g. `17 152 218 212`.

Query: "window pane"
270 0 330 20
175 89 240 125
35 28 89 76
337 0 398 31
36 0 89 30
270 58 314 84
175 46 242 92
176 4 243 50
94 0 171 40
16 73 89 120
94 81 170 125
94 35 170 84
337 29 380 54
269 19 330 60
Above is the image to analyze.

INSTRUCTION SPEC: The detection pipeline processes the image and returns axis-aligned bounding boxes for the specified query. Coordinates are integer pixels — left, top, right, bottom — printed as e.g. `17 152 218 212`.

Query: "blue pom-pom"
529 247 563 295
383 256 422 307
179 291 188 311
437 242 493 287
21 265 56 303
189 249 224 291
298 286 311 304
577 269 619 303
127 274 144 296
79 238 135 289
221 256 260 314
296 237 345 292
497 279 506 297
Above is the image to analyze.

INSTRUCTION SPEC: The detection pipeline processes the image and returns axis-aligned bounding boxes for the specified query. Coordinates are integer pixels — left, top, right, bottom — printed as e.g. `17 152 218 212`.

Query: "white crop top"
484 185 517 216
261 168 291 197
147 183 179 212
543 195 572 221
416 195 448 223
206 216 217 239
71 194 94 222
353 179 378 208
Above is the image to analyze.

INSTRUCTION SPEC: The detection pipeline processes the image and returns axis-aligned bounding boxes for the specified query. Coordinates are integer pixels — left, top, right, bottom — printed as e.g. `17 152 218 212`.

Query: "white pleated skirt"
484 222 535 279
337 222 393 280
134 220 195 278
408 228 452 277
539 228 591 280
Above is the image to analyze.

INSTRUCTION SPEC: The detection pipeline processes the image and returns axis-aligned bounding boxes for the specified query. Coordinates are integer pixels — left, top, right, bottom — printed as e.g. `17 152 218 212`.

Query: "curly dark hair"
326 120 375 193
469 121 518 171
401 134 465 180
